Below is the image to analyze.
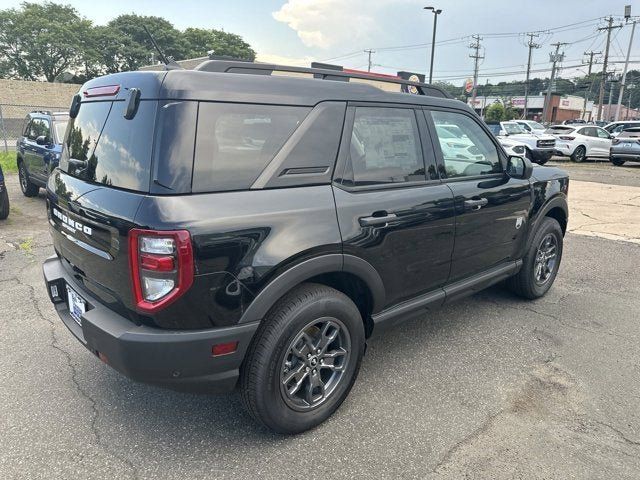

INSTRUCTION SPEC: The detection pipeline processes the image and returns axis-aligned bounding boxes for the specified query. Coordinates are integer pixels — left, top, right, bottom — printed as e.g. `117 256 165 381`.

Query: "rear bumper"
610 151 640 160
42 255 258 393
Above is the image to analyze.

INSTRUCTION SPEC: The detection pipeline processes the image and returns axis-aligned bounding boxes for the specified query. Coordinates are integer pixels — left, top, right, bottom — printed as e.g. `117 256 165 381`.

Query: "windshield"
526 121 545 130
60 100 157 192
54 121 68 144
486 124 501 136
503 123 526 134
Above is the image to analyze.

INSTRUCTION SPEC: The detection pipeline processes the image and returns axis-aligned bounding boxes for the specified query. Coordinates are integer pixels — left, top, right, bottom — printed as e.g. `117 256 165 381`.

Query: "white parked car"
498 137 528 158
603 120 640 138
485 121 556 164
545 125 612 162
435 124 486 162
514 120 547 135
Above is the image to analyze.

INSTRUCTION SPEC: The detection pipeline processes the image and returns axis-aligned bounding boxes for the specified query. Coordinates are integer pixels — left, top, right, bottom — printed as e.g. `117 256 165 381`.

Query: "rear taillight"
559 136 575 140
128 229 194 313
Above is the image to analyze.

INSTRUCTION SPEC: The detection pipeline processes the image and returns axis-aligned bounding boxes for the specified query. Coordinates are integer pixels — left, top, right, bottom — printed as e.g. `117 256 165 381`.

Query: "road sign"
464 77 474 93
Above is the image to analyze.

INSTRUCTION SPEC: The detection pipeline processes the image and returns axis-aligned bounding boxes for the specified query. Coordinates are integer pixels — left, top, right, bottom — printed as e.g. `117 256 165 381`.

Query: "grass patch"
0 151 18 174
18 237 34 255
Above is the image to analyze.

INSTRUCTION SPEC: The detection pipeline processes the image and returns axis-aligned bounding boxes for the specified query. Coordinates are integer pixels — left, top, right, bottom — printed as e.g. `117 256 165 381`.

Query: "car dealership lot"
1 167 639 479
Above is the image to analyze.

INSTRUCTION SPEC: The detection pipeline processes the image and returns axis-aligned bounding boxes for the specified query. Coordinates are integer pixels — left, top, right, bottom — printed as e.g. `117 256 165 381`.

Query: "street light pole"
424 6 442 84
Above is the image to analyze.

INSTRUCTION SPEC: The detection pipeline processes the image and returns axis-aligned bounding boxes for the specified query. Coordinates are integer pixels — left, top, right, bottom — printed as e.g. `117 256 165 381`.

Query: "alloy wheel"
19 165 27 192
534 233 558 285
280 317 351 411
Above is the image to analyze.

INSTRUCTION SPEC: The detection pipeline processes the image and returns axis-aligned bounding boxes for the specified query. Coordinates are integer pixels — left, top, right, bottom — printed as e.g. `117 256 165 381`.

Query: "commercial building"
468 94 593 123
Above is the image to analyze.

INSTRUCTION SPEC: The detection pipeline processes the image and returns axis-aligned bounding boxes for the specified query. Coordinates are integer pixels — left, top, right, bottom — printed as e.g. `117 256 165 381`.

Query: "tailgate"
47 169 145 318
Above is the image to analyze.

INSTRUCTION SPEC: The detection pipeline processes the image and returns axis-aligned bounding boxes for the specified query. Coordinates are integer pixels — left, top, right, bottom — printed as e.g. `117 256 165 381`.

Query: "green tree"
106 14 187 70
485 102 505 122
183 28 255 60
0 2 91 81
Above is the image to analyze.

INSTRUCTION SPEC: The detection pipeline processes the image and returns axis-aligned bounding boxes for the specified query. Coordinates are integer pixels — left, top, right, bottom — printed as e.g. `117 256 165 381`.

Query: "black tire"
570 145 586 163
0 186 9 220
610 158 626 166
18 161 39 197
240 283 365 434
536 157 549 166
507 217 563 299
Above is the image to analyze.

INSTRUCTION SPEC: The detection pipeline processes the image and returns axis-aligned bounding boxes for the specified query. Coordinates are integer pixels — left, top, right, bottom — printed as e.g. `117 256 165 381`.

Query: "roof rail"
193 60 452 99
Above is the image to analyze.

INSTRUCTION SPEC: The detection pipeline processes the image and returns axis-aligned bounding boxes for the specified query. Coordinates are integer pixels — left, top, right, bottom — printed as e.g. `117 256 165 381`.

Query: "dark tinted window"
28 118 50 140
431 110 501 178
261 102 346 189
193 103 309 192
60 100 156 191
152 101 198 194
345 107 424 186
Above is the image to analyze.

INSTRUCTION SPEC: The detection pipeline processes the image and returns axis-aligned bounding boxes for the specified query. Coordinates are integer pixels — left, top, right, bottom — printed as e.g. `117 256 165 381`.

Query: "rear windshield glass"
193 103 309 192
545 126 575 134
60 100 156 192
619 128 640 137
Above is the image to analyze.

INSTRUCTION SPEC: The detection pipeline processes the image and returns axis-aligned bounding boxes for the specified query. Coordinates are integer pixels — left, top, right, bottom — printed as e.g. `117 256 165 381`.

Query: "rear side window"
193 103 309 192
344 107 424 186
61 100 156 192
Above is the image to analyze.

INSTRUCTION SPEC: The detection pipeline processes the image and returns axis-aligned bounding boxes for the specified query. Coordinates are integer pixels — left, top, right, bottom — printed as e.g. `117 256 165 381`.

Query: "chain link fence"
0 103 68 152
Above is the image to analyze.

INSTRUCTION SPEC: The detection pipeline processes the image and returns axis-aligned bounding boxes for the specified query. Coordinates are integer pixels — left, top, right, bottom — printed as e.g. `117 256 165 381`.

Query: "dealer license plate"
66 285 86 326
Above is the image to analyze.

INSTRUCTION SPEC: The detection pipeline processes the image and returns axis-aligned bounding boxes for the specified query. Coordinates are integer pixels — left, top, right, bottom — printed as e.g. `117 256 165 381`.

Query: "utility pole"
582 50 601 121
523 32 541 119
364 49 375 72
597 17 622 121
615 8 637 120
469 35 484 109
542 42 566 124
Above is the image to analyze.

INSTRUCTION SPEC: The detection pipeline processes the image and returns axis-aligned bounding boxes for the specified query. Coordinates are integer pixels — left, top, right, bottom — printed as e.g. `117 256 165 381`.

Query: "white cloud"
273 0 412 49
255 52 316 67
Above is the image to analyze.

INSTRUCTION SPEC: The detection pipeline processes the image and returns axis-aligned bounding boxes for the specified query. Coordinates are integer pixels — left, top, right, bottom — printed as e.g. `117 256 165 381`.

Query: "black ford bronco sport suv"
43 61 569 434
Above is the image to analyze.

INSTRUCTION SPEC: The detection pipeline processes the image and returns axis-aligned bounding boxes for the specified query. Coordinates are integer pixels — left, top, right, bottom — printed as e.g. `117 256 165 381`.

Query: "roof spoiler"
193 60 451 99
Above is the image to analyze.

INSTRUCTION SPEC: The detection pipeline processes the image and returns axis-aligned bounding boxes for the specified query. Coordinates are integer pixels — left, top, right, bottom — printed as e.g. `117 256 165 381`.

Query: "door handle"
359 213 397 227
464 198 488 211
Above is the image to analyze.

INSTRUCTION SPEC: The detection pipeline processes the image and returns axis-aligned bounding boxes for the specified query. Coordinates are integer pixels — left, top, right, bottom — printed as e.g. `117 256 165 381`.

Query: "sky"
0 0 638 86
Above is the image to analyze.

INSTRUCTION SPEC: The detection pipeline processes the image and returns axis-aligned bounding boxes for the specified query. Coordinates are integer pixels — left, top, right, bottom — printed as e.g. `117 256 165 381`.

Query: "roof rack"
193 60 452 99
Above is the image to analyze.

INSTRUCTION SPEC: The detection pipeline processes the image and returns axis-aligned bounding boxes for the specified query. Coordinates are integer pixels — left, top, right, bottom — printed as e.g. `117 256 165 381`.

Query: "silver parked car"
610 127 640 166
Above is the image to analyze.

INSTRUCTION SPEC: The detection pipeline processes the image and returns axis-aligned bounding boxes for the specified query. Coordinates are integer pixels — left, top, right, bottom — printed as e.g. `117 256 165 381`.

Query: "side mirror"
500 130 508 136
69 93 81 119
124 88 141 120
506 155 533 180
35 135 49 146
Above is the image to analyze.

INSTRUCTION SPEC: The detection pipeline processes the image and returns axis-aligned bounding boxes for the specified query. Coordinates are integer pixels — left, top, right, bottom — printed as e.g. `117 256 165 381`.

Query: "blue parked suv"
17 111 69 197
0 164 9 219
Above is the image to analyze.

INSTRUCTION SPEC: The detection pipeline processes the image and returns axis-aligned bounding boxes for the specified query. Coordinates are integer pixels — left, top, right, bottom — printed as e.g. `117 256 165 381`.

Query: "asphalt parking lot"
1 161 639 479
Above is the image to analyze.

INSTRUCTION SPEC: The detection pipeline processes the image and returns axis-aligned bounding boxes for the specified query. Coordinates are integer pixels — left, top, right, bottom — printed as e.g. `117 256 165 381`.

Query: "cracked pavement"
1 167 640 479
